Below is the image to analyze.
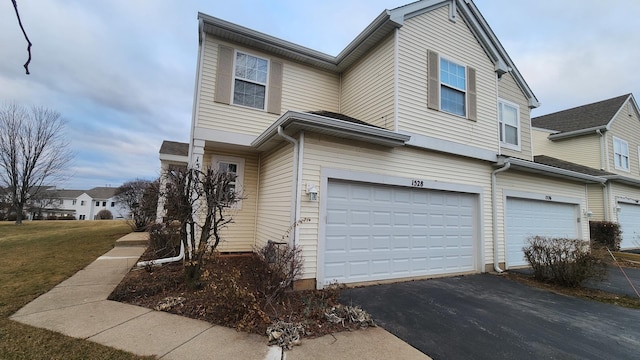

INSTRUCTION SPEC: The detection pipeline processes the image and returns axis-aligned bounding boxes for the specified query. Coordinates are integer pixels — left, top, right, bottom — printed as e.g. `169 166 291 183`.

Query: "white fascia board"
605 94 632 130
547 126 607 141
388 0 447 24
159 154 188 163
252 111 410 150
500 157 606 184
603 175 640 187
193 127 256 147
399 130 497 162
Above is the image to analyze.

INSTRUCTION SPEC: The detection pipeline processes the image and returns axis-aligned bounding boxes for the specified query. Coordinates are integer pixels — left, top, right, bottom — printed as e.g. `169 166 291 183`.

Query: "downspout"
597 129 609 221
597 129 605 170
136 241 184 267
277 125 300 246
491 161 511 273
601 182 609 221
295 132 305 246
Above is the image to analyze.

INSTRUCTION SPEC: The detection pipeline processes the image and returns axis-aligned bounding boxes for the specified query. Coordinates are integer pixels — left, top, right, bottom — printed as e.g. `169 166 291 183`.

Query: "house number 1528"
412 180 424 187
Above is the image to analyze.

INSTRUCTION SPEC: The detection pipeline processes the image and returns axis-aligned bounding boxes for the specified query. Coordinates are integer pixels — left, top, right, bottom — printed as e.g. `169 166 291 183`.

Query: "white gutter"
136 240 184 268
491 162 510 273
548 125 607 141
277 125 300 246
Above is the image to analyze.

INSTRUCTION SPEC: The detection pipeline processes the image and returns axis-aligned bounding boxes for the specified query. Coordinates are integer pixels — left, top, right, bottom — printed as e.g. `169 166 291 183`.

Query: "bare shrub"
96 209 113 220
254 241 304 306
147 223 181 259
523 236 607 287
589 221 622 251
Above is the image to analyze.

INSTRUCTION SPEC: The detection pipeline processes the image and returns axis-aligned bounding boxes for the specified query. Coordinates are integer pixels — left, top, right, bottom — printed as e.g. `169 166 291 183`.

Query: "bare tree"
162 166 242 287
27 188 61 220
0 103 73 224
114 179 159 231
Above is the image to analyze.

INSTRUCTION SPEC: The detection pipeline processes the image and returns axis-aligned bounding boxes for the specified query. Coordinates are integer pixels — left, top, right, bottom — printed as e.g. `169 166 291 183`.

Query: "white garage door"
505 198 579 267
618 203 640 249
322 180 477 285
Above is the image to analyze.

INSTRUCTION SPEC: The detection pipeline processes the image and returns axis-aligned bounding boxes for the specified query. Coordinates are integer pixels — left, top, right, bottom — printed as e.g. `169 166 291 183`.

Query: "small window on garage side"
614 136 629 171
95 201 100 207
212 155 245 208
499 99 520 150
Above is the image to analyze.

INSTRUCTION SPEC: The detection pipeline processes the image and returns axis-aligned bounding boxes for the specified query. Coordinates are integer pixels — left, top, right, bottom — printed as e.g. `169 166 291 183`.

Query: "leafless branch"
11 0 33 74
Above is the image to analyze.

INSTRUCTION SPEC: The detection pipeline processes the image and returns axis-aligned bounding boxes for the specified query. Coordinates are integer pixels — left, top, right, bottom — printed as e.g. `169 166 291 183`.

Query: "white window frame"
212 155 245 209
498 98 521 151
231 50 269 111
613 136 630 171
439 56 467 117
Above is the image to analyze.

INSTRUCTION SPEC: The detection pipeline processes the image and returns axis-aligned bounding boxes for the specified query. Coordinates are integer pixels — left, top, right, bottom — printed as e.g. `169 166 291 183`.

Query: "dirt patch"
109 249 369 339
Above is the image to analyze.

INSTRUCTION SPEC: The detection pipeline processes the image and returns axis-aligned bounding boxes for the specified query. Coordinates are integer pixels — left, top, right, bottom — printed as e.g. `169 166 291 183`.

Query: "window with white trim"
232 51 268 110
498 99 520 150
614 136 629 171
440 57 466 116
212 155 245 208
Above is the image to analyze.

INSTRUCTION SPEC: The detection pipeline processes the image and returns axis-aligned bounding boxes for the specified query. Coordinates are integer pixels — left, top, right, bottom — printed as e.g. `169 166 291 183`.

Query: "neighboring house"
22 186 127 221
532 93 640 249
162 0 605 289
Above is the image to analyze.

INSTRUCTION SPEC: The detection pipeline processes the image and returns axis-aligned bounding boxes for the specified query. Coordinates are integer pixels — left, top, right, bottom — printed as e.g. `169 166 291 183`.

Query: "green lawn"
0 220 155 359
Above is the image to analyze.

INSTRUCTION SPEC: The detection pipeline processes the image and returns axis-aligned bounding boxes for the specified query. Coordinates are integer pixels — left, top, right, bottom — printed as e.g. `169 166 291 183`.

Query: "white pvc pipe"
136 240 184 267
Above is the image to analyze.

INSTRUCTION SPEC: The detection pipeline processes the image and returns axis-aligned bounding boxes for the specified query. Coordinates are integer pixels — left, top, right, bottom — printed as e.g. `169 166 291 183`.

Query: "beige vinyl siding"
396 5 498 151
498 72 532 160
532 129 601 169
340 34 395 130
496 172 590 262
606 101 640 179
202 150 259 252
298 133 494 280
197 39 340 136
255 143 294 249
609 182 640 223
586 184 605 221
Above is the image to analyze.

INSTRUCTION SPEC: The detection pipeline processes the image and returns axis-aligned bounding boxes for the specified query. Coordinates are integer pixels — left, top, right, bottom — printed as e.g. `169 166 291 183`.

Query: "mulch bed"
109 248 364 338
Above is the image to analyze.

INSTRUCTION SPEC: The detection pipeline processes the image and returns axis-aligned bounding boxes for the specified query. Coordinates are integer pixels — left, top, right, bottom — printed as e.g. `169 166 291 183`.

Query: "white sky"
1 0 639 189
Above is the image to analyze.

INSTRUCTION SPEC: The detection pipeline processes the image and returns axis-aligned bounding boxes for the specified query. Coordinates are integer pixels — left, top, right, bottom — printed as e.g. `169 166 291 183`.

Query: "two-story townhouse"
165 0 605 289
532 93 640 249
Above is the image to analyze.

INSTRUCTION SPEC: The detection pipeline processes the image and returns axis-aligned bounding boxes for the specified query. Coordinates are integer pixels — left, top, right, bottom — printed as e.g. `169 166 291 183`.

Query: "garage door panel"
506 198 578 267
323 180 478 285
618 203 640 249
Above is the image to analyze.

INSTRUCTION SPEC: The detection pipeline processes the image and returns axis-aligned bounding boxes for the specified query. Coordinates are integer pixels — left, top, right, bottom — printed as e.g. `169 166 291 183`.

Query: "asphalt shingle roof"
160 140 189 156
86 187 118 200
534 155 613 177
531 94 630 133
307 110 382 128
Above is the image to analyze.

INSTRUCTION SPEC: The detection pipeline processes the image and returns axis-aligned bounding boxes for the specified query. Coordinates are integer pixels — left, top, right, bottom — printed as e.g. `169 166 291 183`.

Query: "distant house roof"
86 187 118 200
531 94 630 133
52 189 84 198
160 140 189 156
533 155 613 177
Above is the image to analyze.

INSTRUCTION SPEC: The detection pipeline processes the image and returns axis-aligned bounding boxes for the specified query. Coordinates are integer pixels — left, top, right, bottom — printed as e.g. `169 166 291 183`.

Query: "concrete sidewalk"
10 234 430 359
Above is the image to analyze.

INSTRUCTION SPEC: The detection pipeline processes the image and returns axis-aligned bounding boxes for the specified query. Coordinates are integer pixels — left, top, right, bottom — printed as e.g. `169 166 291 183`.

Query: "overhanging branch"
11 0 32 75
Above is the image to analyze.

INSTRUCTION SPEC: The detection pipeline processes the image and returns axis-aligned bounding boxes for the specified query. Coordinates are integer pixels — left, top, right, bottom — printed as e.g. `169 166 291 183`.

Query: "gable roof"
86 187 118 200
199 0 539 107
160 140 189 157
52 189 85 198
531 94 631 135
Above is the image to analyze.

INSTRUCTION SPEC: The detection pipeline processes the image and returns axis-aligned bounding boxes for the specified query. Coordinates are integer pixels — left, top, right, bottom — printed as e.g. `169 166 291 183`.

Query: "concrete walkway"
10 234 429 359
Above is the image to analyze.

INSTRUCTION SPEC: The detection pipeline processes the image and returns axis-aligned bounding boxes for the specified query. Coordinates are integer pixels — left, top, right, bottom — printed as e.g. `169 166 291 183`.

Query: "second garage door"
617 202 640 250
322 180 478 285
505 197 579 267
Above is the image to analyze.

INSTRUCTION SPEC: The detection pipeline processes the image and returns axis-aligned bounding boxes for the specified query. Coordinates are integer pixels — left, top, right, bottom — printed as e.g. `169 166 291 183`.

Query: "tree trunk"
14 204 23 225
184 262 202 289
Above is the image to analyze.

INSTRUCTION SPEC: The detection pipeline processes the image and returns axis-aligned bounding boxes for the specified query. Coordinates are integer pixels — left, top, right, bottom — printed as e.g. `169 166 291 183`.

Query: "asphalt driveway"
341 274 640 359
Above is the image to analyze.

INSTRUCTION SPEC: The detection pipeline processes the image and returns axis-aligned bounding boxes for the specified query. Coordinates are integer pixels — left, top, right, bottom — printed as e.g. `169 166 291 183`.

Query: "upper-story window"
613 136 629 171
81 200 85 206
498 99 520 150
95 201 100 207
440 58 466 116
233 51 268 110
72 199 77 205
